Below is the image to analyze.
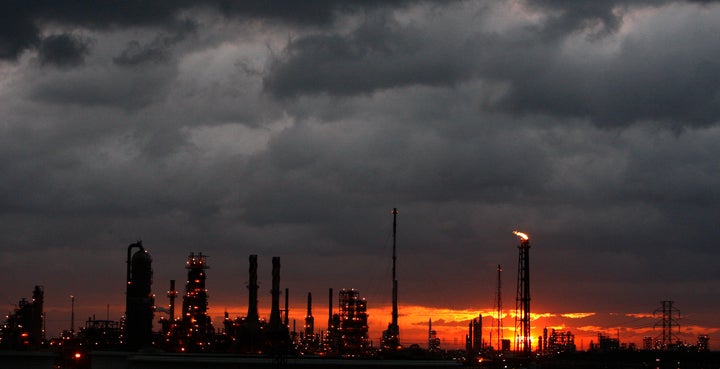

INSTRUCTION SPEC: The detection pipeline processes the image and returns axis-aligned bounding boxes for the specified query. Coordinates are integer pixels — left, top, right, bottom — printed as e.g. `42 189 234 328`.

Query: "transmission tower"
513 231 531 353
653 300 680 349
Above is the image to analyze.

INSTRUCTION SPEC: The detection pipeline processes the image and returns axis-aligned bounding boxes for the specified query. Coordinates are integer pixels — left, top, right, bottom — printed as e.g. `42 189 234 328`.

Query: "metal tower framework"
513 231 531 353
493 264 503 350
382 208 401 349
654 300 680 349
391 208 399 334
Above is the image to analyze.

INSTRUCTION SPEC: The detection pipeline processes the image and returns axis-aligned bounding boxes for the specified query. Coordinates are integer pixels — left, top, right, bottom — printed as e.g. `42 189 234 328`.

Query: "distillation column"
513 231 531 353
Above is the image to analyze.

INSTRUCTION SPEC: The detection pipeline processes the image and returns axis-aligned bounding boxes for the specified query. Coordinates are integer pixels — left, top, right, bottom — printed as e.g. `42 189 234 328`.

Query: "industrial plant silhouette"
1 210 719 368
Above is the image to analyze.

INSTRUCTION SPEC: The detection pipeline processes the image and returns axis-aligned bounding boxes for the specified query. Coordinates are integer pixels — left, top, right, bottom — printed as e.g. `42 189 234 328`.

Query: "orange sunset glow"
35 287 720 352
190 303 720 351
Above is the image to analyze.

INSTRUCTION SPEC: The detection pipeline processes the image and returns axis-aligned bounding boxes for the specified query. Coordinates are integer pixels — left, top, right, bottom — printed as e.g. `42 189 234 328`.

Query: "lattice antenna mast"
391 208 398 330
382 208 401 350
513 231 531 353
654 300 680 349
492 264 503 350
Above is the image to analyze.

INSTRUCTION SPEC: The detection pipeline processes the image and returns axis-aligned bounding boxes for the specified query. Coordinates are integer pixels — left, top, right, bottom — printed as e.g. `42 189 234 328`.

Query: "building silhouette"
125 242 153 351
0 286 44 349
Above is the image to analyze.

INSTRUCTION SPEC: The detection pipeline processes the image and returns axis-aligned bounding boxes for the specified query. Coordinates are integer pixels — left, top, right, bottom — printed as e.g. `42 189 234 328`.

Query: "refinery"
2 210 720 369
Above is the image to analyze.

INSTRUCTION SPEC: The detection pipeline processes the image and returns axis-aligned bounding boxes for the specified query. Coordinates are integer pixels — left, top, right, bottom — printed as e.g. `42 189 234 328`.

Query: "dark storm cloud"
488 0 720 127
0 0 417 61
526 0 719 37
113 40 170 66
38 34 90 67
0 1 40 60
525 0 640 38
215 0 416 26
0 0 187 60
489 19 720 128
238 113 553 235
265 1 720 128
3 0 720 343
263 13 476 98
29 65 177 109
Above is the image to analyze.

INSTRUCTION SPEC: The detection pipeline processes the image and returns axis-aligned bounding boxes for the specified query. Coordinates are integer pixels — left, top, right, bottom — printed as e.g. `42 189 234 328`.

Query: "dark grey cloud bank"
2 0 720 344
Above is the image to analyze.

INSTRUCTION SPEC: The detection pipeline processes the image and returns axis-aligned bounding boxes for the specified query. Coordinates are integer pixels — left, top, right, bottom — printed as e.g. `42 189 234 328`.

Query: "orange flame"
513 230 529 240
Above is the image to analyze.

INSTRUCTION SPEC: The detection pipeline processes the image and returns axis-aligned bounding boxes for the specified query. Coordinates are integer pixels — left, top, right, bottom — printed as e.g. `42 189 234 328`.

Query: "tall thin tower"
247 255 259 328
392 208 399 333
494 264 503 350
304 292 314 336
382 208 401 350
513 231 531 353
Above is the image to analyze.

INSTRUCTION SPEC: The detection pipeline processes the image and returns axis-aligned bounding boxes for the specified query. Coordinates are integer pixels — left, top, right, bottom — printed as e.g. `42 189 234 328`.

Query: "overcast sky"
2 0 720 347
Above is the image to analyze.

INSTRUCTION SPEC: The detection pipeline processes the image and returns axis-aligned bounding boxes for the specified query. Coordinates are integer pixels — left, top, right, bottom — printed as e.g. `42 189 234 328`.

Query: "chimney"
284 287 290 327
247 255 259 325
305 292 314 336
328 288 333 330
269 257 282 331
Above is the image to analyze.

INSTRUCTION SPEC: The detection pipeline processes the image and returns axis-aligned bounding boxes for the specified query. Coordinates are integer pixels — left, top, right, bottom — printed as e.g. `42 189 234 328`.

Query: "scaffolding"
338 289 369 355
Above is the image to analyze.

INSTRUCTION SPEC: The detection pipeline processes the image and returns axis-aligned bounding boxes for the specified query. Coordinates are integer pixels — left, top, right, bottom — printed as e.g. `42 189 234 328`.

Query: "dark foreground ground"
0 350 463 369
3 350 720 369
500 351 720 369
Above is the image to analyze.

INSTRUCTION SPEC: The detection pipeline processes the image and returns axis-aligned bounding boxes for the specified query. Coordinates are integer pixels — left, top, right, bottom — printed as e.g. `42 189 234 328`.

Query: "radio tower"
513 231 531 353
382 208 400 350
654 301 680 349
493 264 503 350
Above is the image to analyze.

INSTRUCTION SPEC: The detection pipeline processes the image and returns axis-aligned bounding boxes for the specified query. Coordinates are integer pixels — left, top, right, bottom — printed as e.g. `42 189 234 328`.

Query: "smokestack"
308 292 313 316
247 255 259 326
284 287 290 327
305 292 314 336
269 257 282 331
328 288 333 330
